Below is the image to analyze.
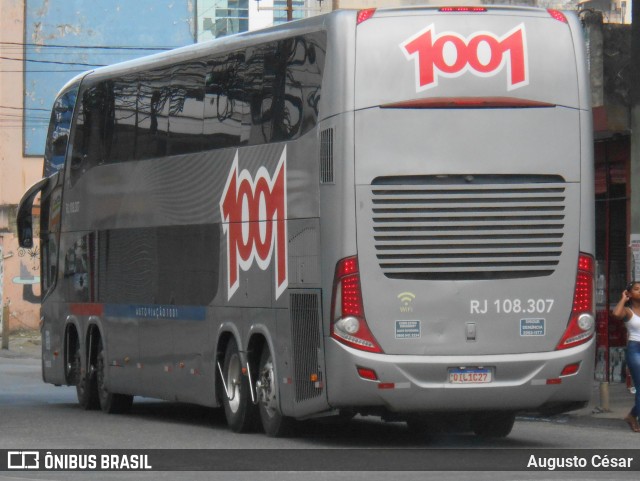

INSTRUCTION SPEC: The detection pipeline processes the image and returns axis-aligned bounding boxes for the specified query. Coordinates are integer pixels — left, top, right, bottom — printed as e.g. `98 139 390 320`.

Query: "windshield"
44 85 78 178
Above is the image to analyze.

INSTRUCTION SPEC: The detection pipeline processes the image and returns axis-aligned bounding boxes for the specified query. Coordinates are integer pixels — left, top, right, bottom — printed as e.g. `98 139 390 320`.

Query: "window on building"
273 0 305 25
201 0 249 39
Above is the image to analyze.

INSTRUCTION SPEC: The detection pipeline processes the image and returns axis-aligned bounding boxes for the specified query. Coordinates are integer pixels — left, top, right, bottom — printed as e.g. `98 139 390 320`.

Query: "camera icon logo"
7 451 40 470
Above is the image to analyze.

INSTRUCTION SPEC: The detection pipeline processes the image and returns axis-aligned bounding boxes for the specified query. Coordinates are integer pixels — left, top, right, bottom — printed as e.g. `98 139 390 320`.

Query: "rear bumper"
324 337 595 413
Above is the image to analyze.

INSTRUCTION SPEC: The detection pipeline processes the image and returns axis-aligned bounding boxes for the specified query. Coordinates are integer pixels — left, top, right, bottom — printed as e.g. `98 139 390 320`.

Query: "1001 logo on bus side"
401 24 528 91
220 149 288 301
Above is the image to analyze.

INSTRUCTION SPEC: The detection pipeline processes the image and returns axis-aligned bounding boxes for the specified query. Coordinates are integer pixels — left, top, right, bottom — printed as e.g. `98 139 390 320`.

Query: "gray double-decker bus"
18 6 595 438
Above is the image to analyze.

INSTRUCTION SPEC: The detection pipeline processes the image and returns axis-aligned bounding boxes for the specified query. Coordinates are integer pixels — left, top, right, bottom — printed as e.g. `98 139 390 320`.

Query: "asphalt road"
1 356 639 481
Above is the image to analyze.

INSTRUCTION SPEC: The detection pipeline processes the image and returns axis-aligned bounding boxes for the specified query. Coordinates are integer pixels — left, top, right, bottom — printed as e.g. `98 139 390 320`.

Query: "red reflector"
70 303 105 316
546 378 562 385
381 97 555 110
547 9 568 23
561 363 580 377
572 254 594 314
578 254 594 273
572 271 593 313
357 367 378 381
356 8 376 25
336 256 358 277
556 253 595 350
378 383 395 390
439 7 487 13
331 256 384 354
342 275 363 317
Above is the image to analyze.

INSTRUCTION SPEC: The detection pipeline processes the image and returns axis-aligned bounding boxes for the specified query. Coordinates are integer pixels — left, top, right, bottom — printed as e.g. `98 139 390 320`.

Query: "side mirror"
17 177 49 248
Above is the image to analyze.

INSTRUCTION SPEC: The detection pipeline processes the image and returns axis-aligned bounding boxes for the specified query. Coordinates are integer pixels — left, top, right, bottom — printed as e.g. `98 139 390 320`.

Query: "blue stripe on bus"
103 304 207 321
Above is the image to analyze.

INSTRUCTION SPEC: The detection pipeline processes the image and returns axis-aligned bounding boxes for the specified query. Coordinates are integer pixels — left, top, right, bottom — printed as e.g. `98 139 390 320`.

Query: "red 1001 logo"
401 24 528 91
220 149 288 301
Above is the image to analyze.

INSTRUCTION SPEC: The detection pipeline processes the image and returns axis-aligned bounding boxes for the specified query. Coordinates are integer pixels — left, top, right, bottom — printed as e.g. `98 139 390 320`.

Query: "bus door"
352 9 588 356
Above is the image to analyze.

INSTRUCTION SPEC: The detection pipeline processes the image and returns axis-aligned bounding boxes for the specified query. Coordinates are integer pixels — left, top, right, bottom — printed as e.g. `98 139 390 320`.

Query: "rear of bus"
326 7 594 419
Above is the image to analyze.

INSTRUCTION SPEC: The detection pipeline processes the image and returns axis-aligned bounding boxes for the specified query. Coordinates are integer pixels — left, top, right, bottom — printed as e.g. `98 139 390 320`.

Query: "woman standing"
612 281 640 433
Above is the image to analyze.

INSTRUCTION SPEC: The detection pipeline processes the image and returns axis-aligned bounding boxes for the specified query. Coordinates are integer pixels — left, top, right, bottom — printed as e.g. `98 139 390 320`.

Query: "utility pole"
1 300 9 350
287 0 293 21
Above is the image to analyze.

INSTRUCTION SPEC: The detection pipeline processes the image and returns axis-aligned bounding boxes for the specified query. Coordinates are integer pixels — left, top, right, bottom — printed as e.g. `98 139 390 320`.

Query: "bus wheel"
220 338 258 432
257 346 295 437
73 346 99 410
471 412 515 438
96 341 133 414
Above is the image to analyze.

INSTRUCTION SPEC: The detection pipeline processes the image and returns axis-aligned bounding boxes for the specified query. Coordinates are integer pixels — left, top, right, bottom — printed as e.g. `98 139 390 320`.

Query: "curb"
0 334 42 360
518 413 629 431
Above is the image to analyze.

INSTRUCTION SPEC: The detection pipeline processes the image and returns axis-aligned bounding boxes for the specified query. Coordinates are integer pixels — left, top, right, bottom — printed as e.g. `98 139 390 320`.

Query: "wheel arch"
85 320 103 373
63 320 81 385
247 331 269 373
214 327 240 403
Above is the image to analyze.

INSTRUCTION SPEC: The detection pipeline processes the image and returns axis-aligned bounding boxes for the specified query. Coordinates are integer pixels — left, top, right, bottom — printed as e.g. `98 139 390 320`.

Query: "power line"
0 70 88 73
0 105 51 112
0 56 105 67
0 41 178 51
0 113 50 119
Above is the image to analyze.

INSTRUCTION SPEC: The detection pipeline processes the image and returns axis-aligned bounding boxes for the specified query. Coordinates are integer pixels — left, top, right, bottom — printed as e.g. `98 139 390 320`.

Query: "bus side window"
168 61 206 156
62 235 92 303
244 43 270 144
69 83 112 185
96 225 219 305
244 34 326 145
109 76 138 163
137 67 172 160
204 52 247 150
287 34 325 136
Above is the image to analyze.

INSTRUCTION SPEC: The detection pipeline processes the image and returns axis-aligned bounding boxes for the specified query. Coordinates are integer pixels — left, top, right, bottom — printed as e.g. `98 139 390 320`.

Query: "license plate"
448 367 492 384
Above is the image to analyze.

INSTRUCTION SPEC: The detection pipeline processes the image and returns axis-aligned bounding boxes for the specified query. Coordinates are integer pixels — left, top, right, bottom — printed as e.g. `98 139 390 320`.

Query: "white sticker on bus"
395 320 421 339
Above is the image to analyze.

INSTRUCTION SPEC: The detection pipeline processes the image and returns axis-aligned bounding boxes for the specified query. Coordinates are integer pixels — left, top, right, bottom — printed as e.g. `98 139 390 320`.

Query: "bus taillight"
547 9 568 23
356 9 376 25
331 256 383 353
556 253 595 350
438 7 487 13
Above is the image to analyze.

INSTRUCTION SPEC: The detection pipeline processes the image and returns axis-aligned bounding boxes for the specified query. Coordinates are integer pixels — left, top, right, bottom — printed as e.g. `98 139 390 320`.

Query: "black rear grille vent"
290 293 323 402
371 176 566 280
320 128 334 184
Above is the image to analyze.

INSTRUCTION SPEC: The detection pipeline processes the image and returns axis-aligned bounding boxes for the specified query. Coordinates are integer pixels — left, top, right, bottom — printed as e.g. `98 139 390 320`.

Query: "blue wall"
25 0 196 156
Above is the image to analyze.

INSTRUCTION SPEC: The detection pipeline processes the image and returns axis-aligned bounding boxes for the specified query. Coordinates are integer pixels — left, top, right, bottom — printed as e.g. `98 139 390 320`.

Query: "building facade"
1 0 43 331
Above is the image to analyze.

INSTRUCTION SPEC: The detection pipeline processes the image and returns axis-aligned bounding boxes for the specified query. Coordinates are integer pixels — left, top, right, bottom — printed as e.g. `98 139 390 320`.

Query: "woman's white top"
627 310 640 343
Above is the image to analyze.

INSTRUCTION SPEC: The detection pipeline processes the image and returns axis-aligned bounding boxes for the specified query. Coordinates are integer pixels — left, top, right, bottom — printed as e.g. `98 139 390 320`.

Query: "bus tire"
96 341 133 414
471 412 515 438
220 338 258 432
73 347 99 410
257 346 295 437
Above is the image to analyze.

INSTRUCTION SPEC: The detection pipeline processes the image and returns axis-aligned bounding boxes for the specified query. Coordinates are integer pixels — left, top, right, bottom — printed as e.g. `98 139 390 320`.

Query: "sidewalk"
0 331 636 430
557 380 637 430
0 330 42 359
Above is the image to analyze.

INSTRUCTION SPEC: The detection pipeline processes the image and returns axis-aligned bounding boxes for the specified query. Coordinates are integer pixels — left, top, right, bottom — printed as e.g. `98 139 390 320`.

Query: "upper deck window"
66 32 326 184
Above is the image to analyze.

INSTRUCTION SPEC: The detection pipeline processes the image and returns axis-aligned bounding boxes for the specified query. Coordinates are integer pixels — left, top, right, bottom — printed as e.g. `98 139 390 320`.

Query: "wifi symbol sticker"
398 292 416 312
